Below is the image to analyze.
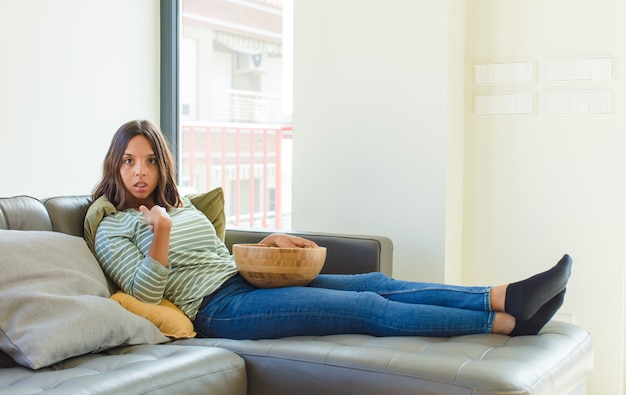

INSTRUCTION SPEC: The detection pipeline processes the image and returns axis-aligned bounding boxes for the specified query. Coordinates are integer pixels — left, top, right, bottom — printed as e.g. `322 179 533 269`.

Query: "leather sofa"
0 195 593 394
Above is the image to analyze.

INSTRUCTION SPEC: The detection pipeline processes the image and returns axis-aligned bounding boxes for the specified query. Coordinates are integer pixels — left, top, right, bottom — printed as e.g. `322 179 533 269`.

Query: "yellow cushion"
187 187 226 241
110 291 196 339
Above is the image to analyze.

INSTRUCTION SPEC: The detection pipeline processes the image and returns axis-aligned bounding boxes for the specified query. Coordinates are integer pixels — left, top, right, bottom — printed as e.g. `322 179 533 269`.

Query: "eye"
148 157 158 165
123 158 133 165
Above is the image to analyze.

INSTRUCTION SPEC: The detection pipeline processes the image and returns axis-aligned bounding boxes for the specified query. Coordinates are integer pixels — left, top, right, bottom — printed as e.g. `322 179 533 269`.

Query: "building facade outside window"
179 0 293 229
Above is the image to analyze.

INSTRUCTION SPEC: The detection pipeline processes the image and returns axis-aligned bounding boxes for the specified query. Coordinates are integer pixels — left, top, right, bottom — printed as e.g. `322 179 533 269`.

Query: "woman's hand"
139 205 172 268
260 233 318 248
139 204 172 233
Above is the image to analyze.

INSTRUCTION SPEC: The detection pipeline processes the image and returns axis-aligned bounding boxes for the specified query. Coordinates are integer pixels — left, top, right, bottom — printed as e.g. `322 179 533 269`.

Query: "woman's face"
120 135 159 208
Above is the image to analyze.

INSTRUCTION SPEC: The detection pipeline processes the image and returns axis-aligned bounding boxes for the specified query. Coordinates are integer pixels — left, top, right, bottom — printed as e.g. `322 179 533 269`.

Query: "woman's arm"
94 214 169 304
139 204 172 268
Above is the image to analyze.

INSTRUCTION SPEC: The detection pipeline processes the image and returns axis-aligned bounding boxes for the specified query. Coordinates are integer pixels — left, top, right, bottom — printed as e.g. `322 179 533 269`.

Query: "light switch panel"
475 93 534 115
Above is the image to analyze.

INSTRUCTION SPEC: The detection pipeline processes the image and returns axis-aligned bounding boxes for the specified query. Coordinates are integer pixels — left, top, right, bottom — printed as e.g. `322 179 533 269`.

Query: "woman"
86 119 571 339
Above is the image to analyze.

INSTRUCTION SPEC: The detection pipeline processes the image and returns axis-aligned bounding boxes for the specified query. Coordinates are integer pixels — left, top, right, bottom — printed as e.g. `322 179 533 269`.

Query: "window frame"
160 0 180 180
159 0 291 230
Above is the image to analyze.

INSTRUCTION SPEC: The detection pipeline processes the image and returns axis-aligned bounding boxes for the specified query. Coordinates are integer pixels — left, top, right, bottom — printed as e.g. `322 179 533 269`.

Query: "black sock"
504 254 572 321
509 289 566 336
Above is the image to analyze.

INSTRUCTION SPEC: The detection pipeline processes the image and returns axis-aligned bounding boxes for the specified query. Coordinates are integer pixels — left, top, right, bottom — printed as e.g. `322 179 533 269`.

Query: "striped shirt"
94 198 238 320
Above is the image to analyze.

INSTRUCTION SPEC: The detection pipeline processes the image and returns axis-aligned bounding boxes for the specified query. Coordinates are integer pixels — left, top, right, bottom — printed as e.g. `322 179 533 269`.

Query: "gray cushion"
0 344 247 395
0 230 168 369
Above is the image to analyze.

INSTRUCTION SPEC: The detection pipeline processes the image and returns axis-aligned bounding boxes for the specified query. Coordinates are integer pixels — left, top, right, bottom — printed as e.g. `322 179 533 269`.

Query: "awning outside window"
215 30 282 56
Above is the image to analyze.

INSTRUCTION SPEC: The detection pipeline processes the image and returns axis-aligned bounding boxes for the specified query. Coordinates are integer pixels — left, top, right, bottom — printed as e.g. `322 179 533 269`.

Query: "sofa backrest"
0 196 53 231
43 196 92 236
0 195 393 275
0 195 91 236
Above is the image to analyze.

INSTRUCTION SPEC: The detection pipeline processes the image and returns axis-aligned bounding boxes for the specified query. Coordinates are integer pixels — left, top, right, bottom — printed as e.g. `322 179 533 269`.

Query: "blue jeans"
194 272 495 339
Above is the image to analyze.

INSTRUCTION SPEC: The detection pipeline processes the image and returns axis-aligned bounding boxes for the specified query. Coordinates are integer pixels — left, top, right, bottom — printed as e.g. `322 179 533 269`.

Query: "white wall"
444 1 467 285
464 1 626 393
293 0 465 282
0 0 160 198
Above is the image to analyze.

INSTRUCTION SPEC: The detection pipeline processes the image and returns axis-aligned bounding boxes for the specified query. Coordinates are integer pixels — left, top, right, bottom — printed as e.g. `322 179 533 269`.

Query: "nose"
134 163 146 176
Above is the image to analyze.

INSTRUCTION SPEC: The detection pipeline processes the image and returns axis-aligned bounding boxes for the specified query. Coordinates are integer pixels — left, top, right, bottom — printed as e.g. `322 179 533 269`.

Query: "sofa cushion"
0 230 168 369
176 321 593 395
0 344 247 395
43 195 91 236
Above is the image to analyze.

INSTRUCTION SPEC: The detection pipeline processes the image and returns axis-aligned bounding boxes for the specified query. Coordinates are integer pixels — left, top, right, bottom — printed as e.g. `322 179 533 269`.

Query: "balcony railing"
180 121 292 229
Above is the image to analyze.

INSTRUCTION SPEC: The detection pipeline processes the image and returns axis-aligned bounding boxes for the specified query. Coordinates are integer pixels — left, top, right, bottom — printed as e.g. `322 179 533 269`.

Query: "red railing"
180 121 292 229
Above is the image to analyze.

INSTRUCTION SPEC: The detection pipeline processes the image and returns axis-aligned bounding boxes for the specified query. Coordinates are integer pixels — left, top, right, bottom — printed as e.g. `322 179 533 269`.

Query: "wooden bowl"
232 244 327 288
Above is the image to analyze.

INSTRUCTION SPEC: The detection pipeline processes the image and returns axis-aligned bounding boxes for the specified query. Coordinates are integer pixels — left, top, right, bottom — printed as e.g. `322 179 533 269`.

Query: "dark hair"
92 119 182 210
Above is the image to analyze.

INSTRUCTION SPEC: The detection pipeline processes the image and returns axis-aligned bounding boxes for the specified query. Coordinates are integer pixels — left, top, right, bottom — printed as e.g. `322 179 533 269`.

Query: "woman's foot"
509 289 566 336
504 254 572 321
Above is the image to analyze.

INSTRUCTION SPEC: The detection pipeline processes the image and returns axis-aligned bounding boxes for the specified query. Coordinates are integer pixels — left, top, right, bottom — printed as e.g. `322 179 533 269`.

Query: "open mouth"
134 182 149 192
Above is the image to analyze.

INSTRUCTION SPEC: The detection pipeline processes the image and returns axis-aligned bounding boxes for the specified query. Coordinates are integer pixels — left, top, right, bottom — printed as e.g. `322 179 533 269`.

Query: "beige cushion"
0 230 168 369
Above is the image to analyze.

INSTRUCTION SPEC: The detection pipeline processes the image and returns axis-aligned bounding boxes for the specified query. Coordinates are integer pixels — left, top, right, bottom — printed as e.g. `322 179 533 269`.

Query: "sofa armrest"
224 228 393 276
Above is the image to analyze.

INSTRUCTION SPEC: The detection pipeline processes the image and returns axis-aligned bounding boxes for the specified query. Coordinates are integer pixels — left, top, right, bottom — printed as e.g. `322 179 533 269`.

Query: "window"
163 0 293 229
